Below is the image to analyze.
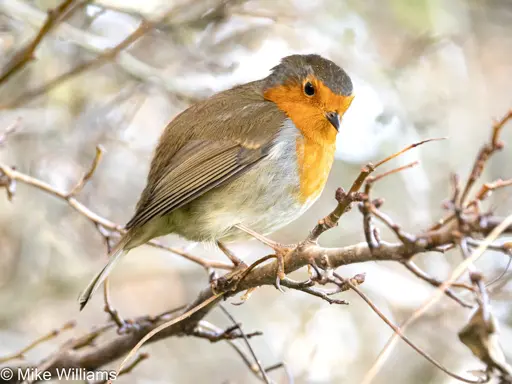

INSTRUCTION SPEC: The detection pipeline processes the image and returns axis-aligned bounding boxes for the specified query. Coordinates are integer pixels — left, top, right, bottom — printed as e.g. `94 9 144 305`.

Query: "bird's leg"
234 223 295 293
211 241 248 295
275 251 287 292
216 240 245 267
234 224 294 251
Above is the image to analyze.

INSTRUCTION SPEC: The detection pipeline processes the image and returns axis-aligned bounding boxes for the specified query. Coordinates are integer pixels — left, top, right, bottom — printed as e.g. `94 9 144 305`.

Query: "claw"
275 275 285 293
232 287 257 305
210 278 222 295
308 261 322 279
274 251 288 293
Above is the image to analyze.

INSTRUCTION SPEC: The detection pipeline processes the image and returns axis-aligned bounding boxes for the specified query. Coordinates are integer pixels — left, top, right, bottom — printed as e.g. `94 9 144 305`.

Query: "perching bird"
79 54 354 309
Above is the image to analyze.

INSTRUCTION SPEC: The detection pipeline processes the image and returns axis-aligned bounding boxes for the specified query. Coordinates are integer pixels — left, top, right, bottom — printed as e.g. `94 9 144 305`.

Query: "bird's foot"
234 224 294 251
274 247 296 293
231 287 257 306
234 224 296 293
216 240 246 267
210 260 248 294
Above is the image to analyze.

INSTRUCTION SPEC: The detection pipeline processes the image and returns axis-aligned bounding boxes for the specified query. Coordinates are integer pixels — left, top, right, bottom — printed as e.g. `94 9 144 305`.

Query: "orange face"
263 75 354 145
264 76 354 203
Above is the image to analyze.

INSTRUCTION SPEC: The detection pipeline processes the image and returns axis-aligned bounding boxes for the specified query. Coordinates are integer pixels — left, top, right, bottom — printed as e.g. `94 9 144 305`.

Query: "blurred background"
0 0 512 383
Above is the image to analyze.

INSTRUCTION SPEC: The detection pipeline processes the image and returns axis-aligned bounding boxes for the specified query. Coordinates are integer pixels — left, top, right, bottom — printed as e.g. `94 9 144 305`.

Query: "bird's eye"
304 82 315 96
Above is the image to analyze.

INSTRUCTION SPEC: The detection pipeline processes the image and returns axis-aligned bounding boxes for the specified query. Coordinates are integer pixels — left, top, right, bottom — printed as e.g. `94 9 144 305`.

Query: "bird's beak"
325 111 341 132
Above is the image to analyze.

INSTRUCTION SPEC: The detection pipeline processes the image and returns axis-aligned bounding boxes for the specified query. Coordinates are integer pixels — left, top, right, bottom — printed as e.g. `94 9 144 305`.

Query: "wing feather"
125 82 287 231
125 141 267 229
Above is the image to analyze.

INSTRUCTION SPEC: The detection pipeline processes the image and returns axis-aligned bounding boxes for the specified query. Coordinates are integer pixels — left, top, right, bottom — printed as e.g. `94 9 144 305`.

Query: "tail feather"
78 236 130 310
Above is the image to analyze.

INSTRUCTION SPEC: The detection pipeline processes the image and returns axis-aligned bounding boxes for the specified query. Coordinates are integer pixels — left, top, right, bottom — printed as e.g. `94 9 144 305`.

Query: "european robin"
79 54 354 309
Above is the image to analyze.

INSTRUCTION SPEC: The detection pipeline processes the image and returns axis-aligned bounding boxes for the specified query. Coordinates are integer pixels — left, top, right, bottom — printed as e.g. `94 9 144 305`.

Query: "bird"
78 54 354 310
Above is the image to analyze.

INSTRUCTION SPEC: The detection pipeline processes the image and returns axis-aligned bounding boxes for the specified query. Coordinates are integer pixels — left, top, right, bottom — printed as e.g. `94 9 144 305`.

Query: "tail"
78 235 131 311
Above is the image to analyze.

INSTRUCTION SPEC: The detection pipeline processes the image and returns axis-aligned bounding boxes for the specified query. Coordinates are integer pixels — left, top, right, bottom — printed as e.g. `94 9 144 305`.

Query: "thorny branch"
0 107 511 383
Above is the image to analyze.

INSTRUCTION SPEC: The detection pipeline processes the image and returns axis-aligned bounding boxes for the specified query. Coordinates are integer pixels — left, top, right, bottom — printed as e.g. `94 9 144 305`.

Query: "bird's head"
263 54 354 145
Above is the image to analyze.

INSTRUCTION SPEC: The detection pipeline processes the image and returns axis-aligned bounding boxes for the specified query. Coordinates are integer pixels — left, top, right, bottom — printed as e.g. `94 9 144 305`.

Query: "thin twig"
0 118 22 146
67 145 104 197
475 179 512 201
341 276 488 384
402 261 474 308
0 161 232 270
193 325 262 342
366 161 420 184
486 256 512 288
0 321 75 363
360 160 420 253
459 110 512 204
374 138 446 168
370 206 416 245
196 321 289 383
0 0 78 84
3 18 153 109
197 323 259 374
217 240 244 266
362 214 512 384
309 138 443 241
93 353 149 384
111 293 223 383
219 305 272 384
426 110 512 233
0 1 200 108
95 224 126 330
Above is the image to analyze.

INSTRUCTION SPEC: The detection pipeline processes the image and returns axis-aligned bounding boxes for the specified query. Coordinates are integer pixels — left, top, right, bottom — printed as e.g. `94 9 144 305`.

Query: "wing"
125 140 268 229
125 81 286 230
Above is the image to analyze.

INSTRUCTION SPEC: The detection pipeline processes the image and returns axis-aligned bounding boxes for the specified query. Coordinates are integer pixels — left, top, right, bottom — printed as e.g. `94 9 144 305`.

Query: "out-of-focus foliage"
0 0 511 383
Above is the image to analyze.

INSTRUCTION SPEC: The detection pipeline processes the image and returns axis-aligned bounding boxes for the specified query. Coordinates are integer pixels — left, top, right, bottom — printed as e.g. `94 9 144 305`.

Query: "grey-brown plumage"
125 81 285 232
265 54 353 96
79 54 353 309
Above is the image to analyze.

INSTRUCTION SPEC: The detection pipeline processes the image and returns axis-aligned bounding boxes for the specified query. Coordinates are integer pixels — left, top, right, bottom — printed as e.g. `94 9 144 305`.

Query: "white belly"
163 120 320 242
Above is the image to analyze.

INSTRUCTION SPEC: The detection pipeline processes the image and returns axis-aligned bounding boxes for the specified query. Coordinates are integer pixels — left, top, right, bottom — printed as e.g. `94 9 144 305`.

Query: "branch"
92 353 149 384
459 109 512 204
219 305 271 384
402 261 474 308
307 138 445 241
2 9 166 109
5 211 509 383
0 321 75 364
0 118 22 146
0 158 233 271
1 115 511 382
346 277 489 384
0 0 217 108
0 0 80 84
362 214 512 384
194 320 290 383
192 323 262 342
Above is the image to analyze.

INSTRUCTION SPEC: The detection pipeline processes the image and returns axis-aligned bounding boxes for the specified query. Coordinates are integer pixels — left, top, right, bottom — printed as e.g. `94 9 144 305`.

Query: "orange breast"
262 82 344 204
295 136 335 204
